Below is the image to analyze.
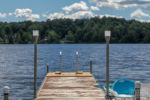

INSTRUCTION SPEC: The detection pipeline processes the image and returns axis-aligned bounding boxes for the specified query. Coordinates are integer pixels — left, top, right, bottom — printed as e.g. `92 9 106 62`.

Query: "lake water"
0 44 150 99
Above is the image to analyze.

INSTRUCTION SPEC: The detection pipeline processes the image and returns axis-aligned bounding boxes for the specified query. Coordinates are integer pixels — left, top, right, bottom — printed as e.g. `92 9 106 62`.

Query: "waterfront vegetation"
0 17 150 44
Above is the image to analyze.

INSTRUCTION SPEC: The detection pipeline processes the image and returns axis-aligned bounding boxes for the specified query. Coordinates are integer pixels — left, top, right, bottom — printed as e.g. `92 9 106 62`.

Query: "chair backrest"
112 79 135 95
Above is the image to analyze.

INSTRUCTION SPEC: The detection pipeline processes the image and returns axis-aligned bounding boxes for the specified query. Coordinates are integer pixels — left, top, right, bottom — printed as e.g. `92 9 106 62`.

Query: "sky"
0 0 150 22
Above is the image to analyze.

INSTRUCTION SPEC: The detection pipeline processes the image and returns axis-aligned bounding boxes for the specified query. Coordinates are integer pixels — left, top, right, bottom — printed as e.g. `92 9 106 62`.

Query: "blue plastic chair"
112 79 135 95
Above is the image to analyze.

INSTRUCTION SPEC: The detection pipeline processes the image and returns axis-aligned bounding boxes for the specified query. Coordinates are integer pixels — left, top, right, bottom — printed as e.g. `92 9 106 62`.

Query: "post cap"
33 30 39 37
105 30 111 37
76 51 78 55
4 86 9 93
60 51 62 55
135 81 141 88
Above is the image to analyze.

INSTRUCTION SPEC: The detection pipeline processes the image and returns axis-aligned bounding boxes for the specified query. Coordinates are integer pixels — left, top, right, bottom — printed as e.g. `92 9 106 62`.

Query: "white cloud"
130 9 150 19
26 14 40 21
43 11 95 20
90 6 99 11
0 13 7 18
137 19 150 22
99 14 123 18
43 1 96 20
66 11 95 19
14 8 40 21
43 1 124 20
90 0 150 10
44 13 65 20
130 9 150 22
62 1 88 14
43 11 124 20
97 0 137 9
8 13 13 16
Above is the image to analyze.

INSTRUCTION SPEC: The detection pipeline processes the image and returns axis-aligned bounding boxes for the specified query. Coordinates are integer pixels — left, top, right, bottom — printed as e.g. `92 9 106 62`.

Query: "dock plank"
46 72 93 77
36 72 105 100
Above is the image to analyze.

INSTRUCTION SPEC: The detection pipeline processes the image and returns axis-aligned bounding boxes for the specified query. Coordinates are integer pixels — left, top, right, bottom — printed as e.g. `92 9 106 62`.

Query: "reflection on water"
0 44 150 99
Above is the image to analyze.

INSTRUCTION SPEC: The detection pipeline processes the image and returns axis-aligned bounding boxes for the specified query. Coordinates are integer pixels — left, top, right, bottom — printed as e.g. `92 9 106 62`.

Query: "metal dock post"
135 81 141 100
33 30 39 99
105 30 111 100
4 86 9 100
76 51 79 74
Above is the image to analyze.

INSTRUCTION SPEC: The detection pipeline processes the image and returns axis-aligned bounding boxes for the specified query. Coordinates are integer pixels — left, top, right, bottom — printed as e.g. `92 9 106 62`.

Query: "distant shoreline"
0 17 150 44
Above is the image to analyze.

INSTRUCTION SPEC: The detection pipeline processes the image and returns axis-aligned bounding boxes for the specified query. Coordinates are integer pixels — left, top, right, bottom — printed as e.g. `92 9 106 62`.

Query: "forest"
0 17 150 44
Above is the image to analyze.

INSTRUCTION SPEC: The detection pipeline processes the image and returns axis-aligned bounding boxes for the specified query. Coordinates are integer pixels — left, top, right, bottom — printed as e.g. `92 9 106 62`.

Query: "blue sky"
0 0 150 22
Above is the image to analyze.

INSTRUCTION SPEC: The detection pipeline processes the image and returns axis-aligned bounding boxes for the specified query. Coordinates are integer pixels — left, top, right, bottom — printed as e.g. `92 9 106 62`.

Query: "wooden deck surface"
46 72 93 77
36 72 105 100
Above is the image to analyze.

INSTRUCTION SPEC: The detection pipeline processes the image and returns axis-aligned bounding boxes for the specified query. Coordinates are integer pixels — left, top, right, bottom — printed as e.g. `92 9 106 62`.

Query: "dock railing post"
60 51 62 73
47 64 49 73
76 51 79 74
135 81 141 100
90 60 92 74
33 30 39 99
105 30 111 100
4 86 9 100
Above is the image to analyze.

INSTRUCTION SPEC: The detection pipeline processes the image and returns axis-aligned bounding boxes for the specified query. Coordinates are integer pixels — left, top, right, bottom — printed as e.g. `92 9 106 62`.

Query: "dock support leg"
135 81 141 100
90 60 92 74
4 86 9 100
76 52 79 74
47 64 49 73
60 52 62 73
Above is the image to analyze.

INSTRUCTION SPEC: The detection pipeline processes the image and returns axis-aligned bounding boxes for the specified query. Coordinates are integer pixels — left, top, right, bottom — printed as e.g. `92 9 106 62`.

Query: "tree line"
0 17 150 44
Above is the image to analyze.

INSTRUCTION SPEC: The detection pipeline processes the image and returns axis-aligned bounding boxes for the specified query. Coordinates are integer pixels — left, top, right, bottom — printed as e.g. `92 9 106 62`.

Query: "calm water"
0 44 150 99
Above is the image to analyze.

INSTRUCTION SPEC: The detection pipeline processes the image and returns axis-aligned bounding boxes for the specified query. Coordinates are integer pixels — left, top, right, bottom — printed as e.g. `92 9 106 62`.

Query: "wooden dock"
36 72 105 100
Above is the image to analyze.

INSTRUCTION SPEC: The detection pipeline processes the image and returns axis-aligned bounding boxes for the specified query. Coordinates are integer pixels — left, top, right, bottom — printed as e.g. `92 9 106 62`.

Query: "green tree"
66 31 74 41
47 30 60 43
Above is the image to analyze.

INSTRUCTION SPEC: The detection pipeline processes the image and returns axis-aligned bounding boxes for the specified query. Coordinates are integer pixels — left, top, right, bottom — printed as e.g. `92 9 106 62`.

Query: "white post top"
4 86 9 93
60 51 62 55
105 30 111 37
76 51 78 55
135 81 141 88
33 30 39 37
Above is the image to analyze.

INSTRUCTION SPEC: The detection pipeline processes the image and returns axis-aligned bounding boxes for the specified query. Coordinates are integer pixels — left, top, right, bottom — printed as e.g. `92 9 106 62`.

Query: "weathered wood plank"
46 72 93 77
36 72 105 100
